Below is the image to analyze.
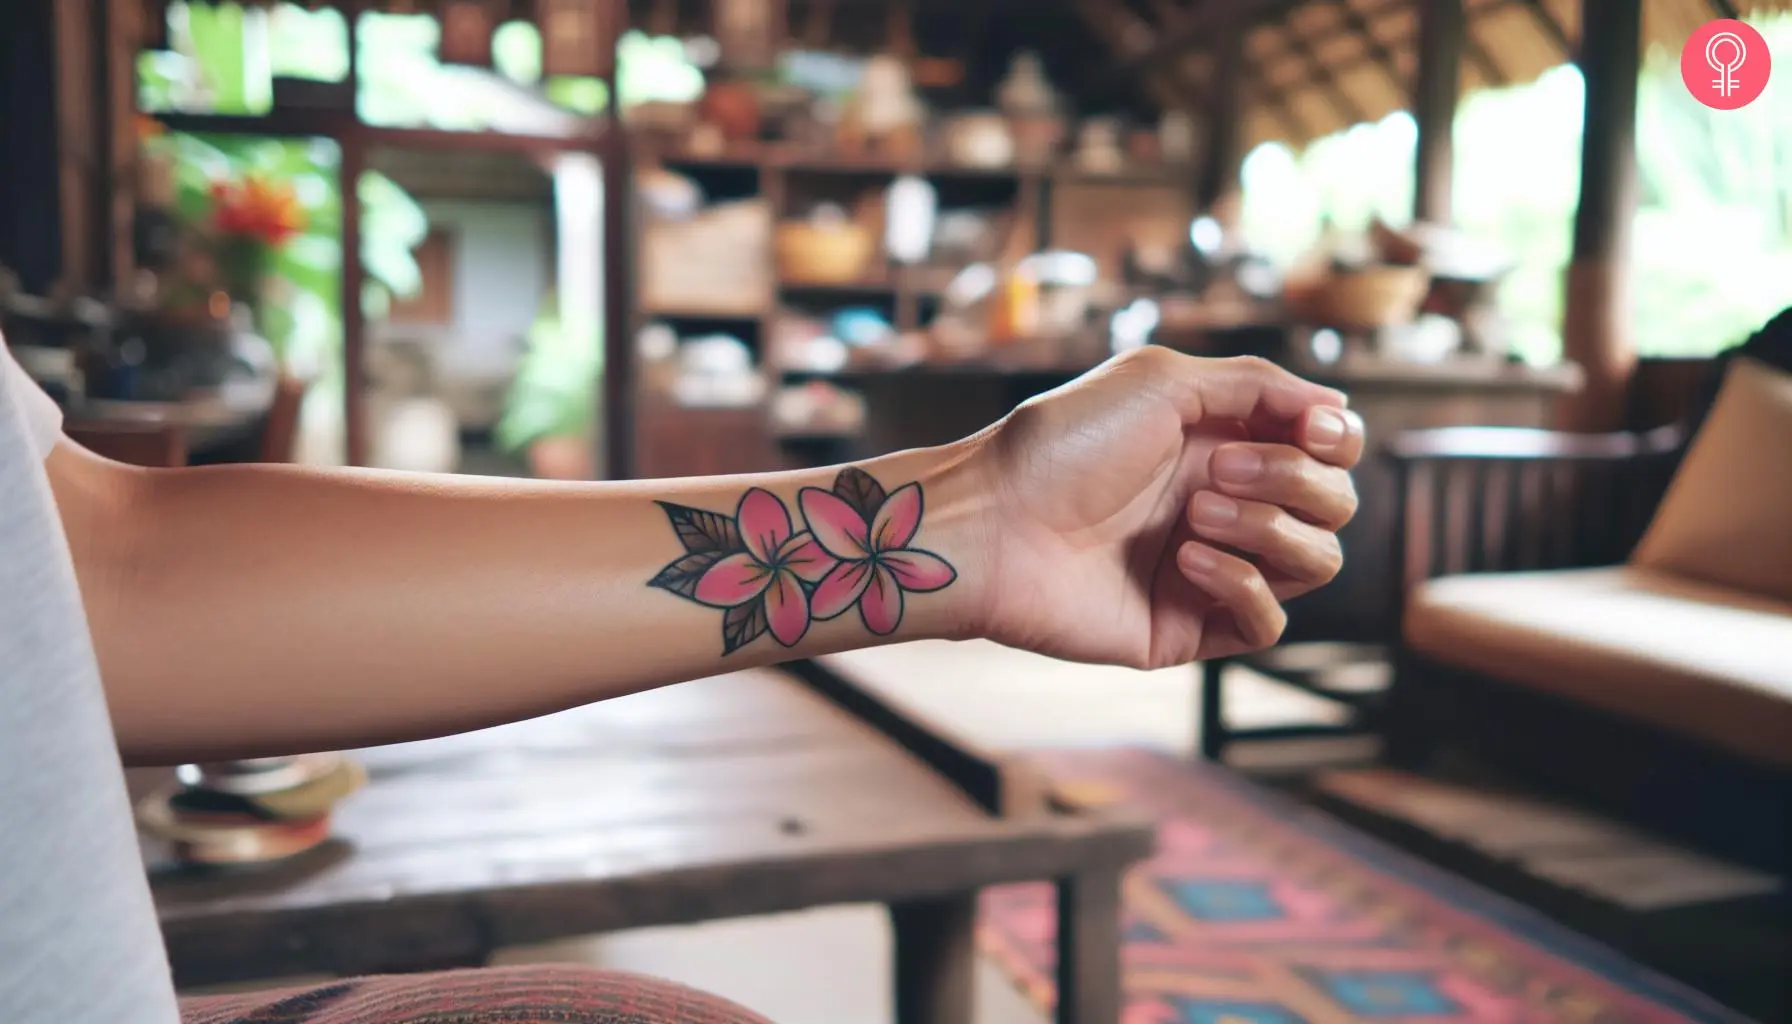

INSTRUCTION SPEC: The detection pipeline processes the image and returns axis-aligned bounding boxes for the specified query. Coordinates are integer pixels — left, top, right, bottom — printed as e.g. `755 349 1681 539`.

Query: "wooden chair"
1380 312 1792 868
256 374 307 464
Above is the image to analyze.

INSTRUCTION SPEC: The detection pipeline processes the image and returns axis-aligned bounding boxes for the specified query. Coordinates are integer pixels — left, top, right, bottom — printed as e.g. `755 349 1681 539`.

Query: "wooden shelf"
640 306 766 323
778 277 897 296
653 143 1032 182
651 141 1193 191
779 362 1100 384
1052 164 1196 188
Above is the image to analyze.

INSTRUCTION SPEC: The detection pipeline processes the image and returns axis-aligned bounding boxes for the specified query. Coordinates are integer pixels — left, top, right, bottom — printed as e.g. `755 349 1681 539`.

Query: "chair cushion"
1632 357 1792 605
1405 566 1792 767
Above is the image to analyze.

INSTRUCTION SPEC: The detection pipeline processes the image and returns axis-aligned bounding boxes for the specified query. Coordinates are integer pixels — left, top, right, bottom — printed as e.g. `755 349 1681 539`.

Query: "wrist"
851 436 1000 644
640 439 999 660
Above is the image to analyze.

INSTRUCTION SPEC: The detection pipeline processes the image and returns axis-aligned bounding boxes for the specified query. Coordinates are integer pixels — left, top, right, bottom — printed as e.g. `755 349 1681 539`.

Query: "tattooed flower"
689 489 835 646
799 470 957 636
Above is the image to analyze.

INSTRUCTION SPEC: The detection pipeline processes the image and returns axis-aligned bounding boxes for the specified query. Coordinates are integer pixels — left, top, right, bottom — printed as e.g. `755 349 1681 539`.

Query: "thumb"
1147 352 1346 427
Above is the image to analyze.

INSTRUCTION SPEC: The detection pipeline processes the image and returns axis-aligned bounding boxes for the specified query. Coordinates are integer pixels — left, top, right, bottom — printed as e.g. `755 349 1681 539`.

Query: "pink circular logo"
1682 20 1771 110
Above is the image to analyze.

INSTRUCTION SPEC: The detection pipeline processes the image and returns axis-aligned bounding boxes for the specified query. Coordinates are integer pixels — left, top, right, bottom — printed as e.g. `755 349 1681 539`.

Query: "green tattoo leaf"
721 600 769 655
648 550 725 600
832 466 887 522
656 501 744 555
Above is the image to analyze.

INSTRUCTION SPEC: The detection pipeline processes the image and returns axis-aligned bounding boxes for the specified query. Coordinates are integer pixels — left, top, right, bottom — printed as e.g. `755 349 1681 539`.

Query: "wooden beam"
1197 6 1246 209
1080 0 1310 147
341 14 369 467
1075 0 1200 113
1412 0 1463 222
52 0 102 291
599 7 636 480
1260 0 1550 94
1328 0 1408 96
1461 24 1509 87
1561 0 1641 431
1277 22 1370 126
1070 0 1308 179
1210 48 1320 142
102 0 143 289
1241 66 1318 142
1128 0 1299 72
340 136 370 466
1520 0 1574 57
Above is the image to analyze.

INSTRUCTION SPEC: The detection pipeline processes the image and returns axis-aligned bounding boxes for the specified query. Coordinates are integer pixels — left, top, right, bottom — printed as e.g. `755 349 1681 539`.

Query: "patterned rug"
977 750 1751 1024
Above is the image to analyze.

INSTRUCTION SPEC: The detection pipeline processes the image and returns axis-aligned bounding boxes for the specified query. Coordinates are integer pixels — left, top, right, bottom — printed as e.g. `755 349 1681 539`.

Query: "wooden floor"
180 640 1342 1023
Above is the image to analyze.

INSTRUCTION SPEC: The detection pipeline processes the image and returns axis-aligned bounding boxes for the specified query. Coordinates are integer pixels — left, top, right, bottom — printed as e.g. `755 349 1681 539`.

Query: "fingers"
1131 349 1346 428
1185 492 1343 598
1206 443 1358 529
1176 541 1287 651
1295 405 1366 469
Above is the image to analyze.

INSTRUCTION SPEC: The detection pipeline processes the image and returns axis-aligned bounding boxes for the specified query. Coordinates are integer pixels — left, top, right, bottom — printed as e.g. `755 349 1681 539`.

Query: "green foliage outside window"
1241 15 1792 364
136 3 705 455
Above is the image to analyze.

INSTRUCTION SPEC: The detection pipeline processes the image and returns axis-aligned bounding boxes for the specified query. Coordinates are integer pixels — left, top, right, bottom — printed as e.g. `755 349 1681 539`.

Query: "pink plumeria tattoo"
649 468 958 655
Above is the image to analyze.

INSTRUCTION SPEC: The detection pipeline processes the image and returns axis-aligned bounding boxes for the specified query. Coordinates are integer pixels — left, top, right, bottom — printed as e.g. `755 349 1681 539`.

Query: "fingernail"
1181 544 1219 575
1212 447 1263 484
1191 491 1240 527
1308 408 1348 448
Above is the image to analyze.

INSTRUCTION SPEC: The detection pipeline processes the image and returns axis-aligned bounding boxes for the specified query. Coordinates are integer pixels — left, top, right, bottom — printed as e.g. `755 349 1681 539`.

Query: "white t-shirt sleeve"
1 338 66 462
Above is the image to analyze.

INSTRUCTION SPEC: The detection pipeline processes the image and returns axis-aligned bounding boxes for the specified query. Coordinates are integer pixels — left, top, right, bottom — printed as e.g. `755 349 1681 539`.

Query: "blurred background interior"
2 1 1789 1022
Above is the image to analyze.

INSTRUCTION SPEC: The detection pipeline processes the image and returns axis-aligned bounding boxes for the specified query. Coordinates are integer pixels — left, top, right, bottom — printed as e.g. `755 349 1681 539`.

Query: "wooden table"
147 667 1155 1024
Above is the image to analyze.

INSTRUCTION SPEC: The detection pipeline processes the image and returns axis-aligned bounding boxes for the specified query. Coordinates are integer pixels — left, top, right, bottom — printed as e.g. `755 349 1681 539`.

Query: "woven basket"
1310 266 1430 330
641 200 772 314
775 221 876 285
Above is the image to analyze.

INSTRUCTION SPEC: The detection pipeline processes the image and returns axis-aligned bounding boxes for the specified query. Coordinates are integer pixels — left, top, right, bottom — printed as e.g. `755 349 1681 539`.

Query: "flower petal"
693 552 772 607
736 488 794 563
776 531 837 584
810 560 873 620
859 565 905 636
799 487 871 559
763 570 811 647
871 483 923 552
878 549 958 593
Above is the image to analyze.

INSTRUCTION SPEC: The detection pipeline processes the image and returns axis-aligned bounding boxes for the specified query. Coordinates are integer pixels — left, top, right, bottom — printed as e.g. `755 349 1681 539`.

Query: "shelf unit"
637 140 1197 346
630 138 1199 478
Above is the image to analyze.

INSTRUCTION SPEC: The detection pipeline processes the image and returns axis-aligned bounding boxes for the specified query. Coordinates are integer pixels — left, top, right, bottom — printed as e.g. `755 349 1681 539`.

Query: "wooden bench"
147 665 1154 1024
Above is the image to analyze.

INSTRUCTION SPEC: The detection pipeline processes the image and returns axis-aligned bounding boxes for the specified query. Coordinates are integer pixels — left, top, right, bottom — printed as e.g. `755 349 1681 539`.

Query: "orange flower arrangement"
209 175 305 248
206 174 306 330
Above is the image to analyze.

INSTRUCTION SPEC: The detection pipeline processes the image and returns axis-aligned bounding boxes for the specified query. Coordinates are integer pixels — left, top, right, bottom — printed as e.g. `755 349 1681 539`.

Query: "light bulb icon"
1706 31 1748 97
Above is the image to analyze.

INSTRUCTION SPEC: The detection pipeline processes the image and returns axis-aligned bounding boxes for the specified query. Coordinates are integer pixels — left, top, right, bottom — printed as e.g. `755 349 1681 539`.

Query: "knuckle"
1239 564 1275 604
1261 503 1300 544
1125 344 1169 368
1266 447 1320 496
1228 354 1276 377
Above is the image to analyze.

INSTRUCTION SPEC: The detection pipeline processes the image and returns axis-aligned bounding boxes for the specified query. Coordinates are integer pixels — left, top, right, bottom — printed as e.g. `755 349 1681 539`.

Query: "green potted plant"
496 294 602 480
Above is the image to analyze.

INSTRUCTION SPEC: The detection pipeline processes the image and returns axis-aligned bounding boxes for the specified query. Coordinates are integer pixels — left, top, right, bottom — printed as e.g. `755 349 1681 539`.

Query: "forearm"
66 443 993 765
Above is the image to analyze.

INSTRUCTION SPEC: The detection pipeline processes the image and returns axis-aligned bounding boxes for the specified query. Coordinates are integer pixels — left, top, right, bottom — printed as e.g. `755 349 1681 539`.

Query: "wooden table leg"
890 892 977 1024
1199 658 1229 761
1055 869 1122 1024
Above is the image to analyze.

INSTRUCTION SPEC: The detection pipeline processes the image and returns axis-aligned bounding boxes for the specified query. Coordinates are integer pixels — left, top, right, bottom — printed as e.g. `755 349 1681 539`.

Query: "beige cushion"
1631 357 1792 605
1405 567 1792 767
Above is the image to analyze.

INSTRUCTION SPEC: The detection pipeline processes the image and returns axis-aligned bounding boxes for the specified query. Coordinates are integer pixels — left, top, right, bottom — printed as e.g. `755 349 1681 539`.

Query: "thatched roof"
175 0 1789 147
1100 0 1792 148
